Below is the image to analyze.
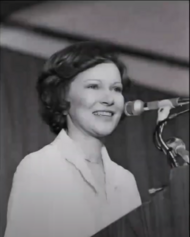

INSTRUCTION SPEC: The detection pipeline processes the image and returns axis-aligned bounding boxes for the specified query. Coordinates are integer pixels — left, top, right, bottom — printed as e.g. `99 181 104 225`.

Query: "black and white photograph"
0 1 189 237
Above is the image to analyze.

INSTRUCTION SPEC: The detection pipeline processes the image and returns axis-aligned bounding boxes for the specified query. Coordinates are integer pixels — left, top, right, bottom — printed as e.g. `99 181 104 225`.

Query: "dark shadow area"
0 1 47 22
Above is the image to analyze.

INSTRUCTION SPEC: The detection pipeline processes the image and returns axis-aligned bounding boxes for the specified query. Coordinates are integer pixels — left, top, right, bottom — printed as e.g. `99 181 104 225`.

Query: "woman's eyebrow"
84 79 121 83
112 82 122 86
83 79 122 86
84 79 101 82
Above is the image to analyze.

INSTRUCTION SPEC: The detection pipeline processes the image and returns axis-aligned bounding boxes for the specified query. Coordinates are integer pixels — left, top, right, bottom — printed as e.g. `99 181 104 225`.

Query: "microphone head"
166 137 186 151
124 100 145 116
166 137 189 164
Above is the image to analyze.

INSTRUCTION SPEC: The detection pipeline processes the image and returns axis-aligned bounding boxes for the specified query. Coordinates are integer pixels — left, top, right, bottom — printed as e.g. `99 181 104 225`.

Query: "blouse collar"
52 129 118 196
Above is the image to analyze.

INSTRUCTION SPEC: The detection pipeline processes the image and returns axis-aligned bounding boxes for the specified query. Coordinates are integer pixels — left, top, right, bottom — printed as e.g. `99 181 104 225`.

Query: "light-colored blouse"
4 129 142 237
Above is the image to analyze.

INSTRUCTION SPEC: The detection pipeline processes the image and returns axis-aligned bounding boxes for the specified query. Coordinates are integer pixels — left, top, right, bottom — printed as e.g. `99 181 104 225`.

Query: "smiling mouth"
93 111 114 117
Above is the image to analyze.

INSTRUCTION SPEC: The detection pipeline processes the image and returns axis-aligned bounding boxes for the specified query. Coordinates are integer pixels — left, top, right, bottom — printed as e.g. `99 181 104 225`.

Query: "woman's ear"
62 110 68 116
62 100 71 116
62 84 71 116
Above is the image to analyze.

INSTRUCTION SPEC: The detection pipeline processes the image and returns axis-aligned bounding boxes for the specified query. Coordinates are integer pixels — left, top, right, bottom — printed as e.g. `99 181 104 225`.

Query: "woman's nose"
100 91 114 106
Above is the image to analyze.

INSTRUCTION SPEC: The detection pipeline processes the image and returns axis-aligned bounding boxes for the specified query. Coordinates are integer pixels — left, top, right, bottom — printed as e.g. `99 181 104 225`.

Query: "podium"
92 166 189 237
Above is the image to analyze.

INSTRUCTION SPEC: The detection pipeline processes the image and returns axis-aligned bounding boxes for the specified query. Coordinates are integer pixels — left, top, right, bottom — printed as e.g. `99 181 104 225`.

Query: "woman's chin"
92 126 116 138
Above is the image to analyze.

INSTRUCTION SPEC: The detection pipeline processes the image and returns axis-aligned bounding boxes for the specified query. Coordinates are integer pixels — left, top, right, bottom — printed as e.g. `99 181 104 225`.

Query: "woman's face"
66 62 124 138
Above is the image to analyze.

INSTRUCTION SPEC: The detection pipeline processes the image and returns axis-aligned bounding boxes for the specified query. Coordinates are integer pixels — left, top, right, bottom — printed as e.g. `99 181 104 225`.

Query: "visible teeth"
94 111 113 116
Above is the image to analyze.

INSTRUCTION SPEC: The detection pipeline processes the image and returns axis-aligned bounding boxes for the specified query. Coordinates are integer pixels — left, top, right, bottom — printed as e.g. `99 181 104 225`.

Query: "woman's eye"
87 84 99 89
114 87 123 92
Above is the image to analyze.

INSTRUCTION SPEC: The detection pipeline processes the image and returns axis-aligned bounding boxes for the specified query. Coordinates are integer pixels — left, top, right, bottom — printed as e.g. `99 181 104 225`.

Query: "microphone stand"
153 108 189 168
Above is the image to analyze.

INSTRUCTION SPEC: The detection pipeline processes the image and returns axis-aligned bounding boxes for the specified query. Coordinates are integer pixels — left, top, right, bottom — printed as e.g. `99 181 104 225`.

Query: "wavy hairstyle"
36 41 131 135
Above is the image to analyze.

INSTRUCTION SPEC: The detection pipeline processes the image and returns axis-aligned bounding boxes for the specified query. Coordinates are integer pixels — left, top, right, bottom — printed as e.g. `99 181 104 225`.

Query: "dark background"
0 1 46 21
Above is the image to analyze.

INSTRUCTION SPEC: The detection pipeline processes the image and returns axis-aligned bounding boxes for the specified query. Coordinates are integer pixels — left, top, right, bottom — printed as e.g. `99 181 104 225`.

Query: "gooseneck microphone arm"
125 96 189 167
153 108 190 168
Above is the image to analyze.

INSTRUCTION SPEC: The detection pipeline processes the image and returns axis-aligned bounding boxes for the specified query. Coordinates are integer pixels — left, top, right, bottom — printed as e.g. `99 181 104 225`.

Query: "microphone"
166 137 189 164
124 97 189 116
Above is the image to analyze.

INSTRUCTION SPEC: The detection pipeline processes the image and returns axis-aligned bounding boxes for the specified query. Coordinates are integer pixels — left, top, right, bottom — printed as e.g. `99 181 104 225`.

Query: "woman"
4 41 141 237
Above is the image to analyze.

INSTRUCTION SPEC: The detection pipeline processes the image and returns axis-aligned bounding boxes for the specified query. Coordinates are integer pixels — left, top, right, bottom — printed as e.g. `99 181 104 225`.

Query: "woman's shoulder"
16 143 62 176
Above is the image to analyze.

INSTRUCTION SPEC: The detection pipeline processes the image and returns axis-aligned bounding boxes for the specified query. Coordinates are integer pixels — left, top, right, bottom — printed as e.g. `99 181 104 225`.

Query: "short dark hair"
36 41 130 135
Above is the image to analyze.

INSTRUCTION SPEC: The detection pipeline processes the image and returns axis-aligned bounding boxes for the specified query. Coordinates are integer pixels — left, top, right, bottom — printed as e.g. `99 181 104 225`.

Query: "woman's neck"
67 128 104 164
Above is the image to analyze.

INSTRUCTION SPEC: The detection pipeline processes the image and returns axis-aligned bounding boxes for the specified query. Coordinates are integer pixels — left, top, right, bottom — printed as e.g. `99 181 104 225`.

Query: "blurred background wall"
0 1 189 236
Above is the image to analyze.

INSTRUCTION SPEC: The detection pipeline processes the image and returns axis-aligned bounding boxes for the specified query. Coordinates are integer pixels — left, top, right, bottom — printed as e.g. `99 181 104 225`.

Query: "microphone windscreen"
124 100 145 116
124 101 133 116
